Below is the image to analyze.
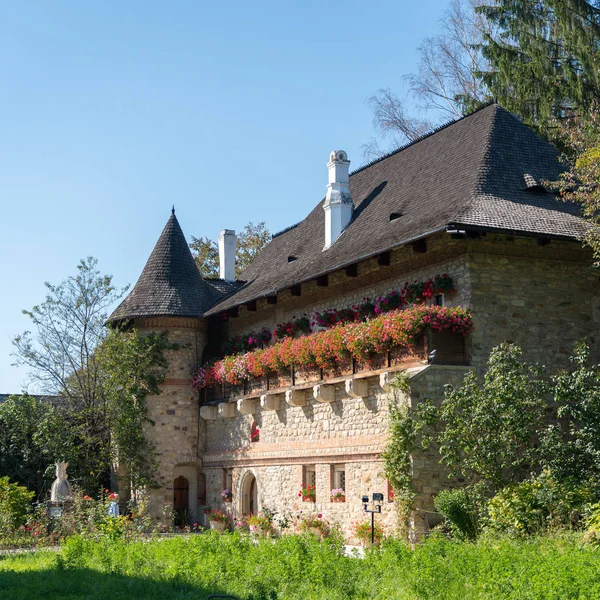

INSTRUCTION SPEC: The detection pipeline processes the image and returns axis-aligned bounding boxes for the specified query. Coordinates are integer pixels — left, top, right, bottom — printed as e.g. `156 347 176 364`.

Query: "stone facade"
125 230 599 540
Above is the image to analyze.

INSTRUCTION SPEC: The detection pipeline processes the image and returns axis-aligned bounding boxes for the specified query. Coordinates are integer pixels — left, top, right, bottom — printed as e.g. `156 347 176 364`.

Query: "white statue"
50 461 72 503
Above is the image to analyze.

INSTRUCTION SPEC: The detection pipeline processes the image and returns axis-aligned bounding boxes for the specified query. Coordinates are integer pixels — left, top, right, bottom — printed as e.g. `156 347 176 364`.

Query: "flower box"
267 370 293 390
331 497 345 503
303 497 316 503
322 358 353 380
246 376 265 395
354 352 388 374
293 365 322 386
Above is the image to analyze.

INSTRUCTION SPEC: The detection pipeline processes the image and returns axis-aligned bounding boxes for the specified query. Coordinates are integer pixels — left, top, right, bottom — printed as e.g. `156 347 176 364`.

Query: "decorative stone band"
136 316 207 331
162 377 196 387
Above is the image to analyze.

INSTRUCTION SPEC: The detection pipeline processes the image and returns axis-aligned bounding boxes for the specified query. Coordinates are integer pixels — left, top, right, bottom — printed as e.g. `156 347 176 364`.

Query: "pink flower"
318 513 322 518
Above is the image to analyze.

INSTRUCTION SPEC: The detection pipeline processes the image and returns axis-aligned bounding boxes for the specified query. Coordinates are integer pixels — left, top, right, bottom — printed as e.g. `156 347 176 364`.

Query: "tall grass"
1 532 599 599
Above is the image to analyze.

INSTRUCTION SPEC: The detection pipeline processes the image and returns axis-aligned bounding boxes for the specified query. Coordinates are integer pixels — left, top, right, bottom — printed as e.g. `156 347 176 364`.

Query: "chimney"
218 229 237 280
323 150 352 249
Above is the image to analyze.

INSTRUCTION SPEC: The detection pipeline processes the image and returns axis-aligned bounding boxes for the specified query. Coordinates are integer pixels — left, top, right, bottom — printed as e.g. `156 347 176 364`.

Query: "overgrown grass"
1 532 599 599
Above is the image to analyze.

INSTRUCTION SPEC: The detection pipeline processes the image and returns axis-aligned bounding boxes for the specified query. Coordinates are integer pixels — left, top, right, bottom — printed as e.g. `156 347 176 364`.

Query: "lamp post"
362 492 384 545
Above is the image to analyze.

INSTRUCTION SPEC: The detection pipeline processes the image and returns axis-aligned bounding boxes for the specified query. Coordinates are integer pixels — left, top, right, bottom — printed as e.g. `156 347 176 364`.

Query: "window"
222 468 232 493
333 466 346 491
250 419 260 442
304 466 316 488
427 293 445 307
330 464 346 502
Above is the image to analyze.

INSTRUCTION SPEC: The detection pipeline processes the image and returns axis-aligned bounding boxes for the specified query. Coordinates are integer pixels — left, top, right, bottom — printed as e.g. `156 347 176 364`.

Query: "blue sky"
0 0 452 392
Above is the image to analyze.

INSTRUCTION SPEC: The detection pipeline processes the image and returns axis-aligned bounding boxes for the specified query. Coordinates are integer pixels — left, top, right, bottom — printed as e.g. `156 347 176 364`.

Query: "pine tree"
477 0 600 137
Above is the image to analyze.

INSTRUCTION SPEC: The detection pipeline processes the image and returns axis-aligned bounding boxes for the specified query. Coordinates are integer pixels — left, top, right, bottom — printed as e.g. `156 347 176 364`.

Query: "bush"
486 471 593 535
434 488 480 540
0 476 34 535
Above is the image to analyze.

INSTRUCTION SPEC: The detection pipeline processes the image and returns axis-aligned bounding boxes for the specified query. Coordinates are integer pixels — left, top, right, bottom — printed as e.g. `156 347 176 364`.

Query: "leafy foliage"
4 533 600 599
437 343 548 490
434 488 481 540
549 106 600 264
486 470 594 535
0 394 73 499
190 221 271 278
9 258 171 494
0 477 35 535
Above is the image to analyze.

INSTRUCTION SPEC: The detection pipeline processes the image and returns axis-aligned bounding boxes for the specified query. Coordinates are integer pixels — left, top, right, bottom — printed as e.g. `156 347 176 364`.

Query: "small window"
250 419 260 442
223 468 232 492
434 293 444 306
334 466 346 491
303 465 316 488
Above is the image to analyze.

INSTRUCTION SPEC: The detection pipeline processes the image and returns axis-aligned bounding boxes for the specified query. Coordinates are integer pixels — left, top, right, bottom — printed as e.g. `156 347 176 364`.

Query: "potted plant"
299 485 316 502
352 520 384 547
247 513 272 537
208 510 229 532
221 489 233 503
330 488 345 503
298 513 330 539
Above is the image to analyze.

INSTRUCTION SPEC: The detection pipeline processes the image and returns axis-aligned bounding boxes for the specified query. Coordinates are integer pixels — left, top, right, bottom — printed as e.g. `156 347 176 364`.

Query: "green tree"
11 258 171 494
476 0 600 138
190 221 271 279
541 341 600 488
437 343 548 490
549 105 600 264
0 394 71 499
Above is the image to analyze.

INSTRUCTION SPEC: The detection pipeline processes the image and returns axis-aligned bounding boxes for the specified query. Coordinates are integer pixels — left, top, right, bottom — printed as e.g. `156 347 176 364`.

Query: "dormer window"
389 212 403 221
288 256 298 263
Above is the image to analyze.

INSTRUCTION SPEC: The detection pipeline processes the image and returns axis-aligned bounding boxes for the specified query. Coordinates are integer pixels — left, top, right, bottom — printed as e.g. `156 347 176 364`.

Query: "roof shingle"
206 104 587 315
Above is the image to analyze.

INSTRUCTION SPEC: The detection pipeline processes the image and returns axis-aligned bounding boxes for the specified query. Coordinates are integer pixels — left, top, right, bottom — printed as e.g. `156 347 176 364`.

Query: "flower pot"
209 520 226 532
331 497 345 503
302 497 316 503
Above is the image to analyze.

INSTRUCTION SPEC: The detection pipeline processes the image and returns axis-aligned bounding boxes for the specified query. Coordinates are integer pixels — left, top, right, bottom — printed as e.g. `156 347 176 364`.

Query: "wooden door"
173 476 189 511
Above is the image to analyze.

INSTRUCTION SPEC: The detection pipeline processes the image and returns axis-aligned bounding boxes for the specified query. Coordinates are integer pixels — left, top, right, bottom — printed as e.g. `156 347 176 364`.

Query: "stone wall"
202 378 396 539
468 235 600 371
133 317 207 521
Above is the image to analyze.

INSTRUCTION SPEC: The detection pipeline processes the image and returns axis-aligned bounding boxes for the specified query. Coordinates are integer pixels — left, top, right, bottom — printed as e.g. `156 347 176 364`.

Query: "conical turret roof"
109 211 217 322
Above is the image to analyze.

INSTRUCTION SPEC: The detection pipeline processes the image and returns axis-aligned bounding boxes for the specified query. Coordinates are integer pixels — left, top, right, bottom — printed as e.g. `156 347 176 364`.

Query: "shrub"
486 471 593 535
0 476 34 535
434 488 480 540
352 519 384 545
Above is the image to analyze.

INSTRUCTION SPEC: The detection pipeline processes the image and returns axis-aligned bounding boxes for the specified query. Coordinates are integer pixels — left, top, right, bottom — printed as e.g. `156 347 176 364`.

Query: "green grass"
1 532 599 599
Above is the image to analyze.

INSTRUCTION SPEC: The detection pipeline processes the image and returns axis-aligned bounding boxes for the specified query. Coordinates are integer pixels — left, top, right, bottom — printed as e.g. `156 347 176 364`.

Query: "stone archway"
241 471 259 516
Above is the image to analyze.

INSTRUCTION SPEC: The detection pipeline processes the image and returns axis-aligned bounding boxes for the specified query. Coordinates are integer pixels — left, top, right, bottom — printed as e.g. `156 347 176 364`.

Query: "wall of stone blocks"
467 236 600 372
202 378 397 539
133 318 207 521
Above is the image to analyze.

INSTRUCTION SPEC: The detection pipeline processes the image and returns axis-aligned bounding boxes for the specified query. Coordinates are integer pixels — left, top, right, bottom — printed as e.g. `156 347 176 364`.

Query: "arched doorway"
173 476 189 511
241 472 259 516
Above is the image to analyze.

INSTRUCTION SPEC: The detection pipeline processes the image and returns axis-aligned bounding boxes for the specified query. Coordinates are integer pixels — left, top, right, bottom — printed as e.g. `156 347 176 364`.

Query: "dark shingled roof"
206 104 587 315
109 212 221 322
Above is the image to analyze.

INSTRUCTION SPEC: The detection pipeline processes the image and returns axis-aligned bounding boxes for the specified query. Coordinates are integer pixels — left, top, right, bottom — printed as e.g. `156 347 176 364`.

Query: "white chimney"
218 229 236 281
323 150 352 250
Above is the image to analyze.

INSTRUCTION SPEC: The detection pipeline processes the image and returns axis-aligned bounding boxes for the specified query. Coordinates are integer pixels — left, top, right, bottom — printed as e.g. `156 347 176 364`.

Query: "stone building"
108 104 599 540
